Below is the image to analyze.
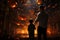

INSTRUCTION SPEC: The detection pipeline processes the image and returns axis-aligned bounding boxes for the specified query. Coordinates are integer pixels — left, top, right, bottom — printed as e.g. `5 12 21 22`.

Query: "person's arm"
33 12 40 24
34 14 40 24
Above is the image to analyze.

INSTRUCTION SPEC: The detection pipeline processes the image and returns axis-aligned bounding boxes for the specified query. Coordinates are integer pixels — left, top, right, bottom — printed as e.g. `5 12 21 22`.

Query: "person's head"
29 20 33 24
40 5 44 11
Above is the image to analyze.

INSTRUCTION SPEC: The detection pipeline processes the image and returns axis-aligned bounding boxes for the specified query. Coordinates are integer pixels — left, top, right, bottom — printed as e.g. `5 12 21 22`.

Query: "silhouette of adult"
28 20 35 40
35 5 48 40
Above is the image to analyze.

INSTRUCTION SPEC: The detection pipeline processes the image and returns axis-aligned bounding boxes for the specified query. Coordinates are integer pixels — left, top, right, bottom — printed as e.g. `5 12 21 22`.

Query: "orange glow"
37 2 41 5
34 29 37 34
16 28 21 34
11 2 17 8
11 4 16 8
18 16 27 21
36 0 42 5
14 21 54 38
15 28 28 34
21 30 25 34
47 29 51 35
16 23 20 26
16 29 37 35
47 27 52 36
15 26 53 38
16 28 51 34
15 22 53 38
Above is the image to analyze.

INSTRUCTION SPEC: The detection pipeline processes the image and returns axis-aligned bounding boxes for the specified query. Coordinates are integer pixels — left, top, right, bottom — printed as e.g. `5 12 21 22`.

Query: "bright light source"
37 2 41 5
21 30 25 34
47 30 51 35
36 0 41 5
17 23 20 26
11 4 16 8
16 22 20 26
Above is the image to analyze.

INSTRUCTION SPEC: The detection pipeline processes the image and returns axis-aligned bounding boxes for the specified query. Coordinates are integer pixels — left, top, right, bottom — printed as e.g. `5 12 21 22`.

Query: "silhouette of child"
28 20 36 40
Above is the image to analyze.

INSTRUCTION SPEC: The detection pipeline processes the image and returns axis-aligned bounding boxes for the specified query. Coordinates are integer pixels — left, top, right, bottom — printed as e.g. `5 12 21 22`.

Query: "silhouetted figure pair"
28 20 35 40
35 5 48 40
28 5 48 40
